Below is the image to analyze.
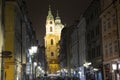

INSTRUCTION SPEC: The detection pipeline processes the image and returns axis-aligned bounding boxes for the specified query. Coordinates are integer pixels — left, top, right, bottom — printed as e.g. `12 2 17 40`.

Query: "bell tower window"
51 39 53 45
50 27 52 32
51 52 54 56
50 21 52 24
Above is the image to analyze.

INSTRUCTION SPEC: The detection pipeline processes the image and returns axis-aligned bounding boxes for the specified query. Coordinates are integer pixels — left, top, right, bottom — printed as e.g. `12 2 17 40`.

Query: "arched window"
51 39 53 45
50 21 52 24
51 52 54 56
50 27 52 32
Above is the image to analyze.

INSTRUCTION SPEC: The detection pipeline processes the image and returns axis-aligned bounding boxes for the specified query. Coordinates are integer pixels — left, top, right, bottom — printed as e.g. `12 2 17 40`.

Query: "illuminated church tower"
44 6 64 74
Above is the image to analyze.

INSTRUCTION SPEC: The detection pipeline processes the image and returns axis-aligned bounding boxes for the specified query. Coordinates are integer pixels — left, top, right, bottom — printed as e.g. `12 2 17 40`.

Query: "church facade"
44 6 64 74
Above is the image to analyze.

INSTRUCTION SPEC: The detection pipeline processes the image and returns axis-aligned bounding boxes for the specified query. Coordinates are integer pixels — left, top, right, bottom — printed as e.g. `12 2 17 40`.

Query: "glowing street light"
29 46 38 55
34 62 37 67
38 66 42 71
83 62 91 68
28 49 33 55
28 46 38 80
31 46 38 53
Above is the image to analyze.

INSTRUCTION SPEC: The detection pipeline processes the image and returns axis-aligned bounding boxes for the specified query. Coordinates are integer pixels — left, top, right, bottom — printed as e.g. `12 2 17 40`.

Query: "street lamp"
33 62 37 79
28 46 38 80
29 46 38 55
83 62 92 80
34 62 37 67
83 62 91 68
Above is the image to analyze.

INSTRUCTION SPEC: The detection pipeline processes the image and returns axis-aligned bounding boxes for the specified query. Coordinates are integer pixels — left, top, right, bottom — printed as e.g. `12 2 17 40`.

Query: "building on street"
83 0 103 80
100 0 120 80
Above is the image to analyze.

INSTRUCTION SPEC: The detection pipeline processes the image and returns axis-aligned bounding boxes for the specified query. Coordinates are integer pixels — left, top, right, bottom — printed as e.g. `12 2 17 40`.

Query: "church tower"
44 6 64 74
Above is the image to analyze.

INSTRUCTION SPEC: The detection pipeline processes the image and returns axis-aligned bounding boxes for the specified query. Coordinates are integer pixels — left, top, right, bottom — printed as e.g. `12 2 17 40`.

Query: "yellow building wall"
45 34 59 60
45 6 64 74
49 63 59 73
45 34 60 73
4 2 15 80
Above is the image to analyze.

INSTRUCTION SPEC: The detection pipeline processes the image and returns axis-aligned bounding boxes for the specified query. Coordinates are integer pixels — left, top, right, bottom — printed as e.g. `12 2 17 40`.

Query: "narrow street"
0 0 120 80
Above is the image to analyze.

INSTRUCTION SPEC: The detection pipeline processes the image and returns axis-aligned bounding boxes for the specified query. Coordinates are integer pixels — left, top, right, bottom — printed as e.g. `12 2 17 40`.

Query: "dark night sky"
26 0 92 45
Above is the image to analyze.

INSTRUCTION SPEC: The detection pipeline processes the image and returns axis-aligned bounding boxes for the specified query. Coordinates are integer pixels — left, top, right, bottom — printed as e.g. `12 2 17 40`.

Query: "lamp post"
83 62 92 80
29 46 38 55
33 62 37 80
29 46 38 80
112 62 120 80
37 66 42 77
